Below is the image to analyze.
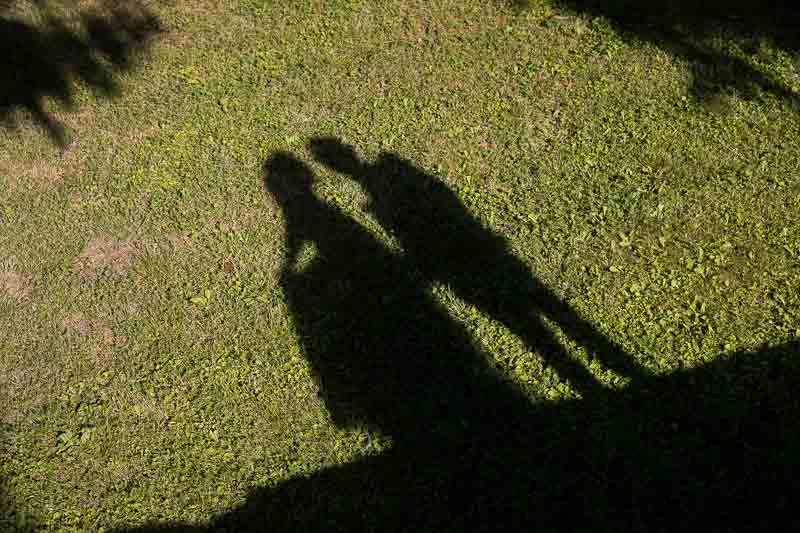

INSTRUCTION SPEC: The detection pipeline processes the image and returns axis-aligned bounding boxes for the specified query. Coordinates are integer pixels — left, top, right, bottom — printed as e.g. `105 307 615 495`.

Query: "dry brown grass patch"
61 313 122 371
74 235 137 278
0 364 63 424
0 154 65 192
210 205 264 235
221 255 236 276
166 232 193 250
62 312 92 336
0 258 32 302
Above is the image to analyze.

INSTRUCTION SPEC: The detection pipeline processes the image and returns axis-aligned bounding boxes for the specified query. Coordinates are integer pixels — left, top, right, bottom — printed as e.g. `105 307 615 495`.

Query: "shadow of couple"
118 138 799 532
271 137 645 403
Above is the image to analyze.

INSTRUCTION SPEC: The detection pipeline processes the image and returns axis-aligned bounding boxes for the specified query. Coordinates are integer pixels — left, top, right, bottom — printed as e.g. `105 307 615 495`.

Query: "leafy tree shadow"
1 425 36 532
0 0 162 147
514 0 800 110
0 479 35 532
117 141 800 532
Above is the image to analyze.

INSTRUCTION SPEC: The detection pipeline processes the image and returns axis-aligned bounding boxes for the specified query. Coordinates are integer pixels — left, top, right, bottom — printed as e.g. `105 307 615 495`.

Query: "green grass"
1 0 799 530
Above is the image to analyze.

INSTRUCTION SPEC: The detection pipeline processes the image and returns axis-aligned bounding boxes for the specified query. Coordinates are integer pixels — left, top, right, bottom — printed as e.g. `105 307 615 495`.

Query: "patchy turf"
1 0 799 531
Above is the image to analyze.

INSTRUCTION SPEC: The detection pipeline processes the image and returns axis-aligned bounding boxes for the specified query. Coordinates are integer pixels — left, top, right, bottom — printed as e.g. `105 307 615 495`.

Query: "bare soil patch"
74 235 137 278
0 258 31 302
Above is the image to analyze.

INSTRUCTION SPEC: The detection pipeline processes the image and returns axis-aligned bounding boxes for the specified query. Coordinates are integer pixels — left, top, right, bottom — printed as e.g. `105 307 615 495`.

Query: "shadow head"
263 152 315 205
308 137 364 177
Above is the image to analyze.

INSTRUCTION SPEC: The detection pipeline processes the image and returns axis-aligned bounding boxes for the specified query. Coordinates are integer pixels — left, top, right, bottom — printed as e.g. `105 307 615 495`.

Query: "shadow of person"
263 152 533 445
309 138 647 398
208 152 554 531
114 150 800 533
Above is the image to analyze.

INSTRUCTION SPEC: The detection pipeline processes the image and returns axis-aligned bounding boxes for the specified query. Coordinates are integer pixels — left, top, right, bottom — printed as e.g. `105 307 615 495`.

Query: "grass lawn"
1 0 799 531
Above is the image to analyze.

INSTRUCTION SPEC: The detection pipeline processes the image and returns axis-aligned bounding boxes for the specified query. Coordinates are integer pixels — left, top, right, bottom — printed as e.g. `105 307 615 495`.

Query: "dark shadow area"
0 428 35 532
0 482 14 531
507 0 800 108
0 481 33 533
115 141 800 532
309 137 647 399
0 0 161 147
123 343 800 532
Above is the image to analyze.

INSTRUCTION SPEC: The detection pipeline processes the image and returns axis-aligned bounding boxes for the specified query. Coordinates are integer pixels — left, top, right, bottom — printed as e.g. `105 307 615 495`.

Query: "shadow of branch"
504 0 800 110
0 0 162 147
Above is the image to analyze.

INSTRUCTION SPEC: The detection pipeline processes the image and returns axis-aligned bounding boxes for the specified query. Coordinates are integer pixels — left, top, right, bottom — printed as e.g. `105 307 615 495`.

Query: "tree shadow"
512 0 800 109
0 0 162 147
0 479 34 532
114 141 800 532
0 426 36 532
